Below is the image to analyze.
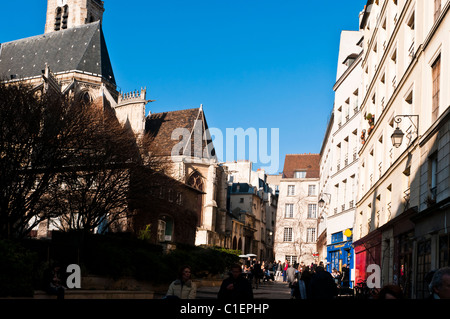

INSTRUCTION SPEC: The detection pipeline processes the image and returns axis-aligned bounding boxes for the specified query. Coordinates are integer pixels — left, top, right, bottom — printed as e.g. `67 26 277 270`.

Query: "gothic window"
77 90 93 104
187 171 204 191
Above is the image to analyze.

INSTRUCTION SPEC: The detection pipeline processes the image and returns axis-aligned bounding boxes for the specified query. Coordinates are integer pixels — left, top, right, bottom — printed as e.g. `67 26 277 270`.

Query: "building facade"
224 161 278 261
354 0 450 298
318 29 363 285
145 107 230 248
274 154 320 266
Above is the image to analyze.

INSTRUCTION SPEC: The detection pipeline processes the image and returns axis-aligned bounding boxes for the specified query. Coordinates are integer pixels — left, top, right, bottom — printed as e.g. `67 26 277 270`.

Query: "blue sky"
0 0 365 174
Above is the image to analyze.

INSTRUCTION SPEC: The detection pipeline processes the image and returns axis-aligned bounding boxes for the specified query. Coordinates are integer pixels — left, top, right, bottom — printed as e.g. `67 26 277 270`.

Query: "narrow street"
196 280 292 300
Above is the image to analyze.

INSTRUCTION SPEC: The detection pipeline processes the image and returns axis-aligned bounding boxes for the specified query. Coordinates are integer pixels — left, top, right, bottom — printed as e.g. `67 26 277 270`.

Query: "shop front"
353 231 382 285
326 231 354 287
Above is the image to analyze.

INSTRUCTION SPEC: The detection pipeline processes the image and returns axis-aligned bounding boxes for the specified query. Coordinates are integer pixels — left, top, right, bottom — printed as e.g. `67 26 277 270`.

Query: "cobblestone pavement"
196 280 292 300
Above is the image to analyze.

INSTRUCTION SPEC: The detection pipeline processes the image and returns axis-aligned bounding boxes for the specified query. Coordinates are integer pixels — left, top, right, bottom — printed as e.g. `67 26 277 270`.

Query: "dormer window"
294 171 306 179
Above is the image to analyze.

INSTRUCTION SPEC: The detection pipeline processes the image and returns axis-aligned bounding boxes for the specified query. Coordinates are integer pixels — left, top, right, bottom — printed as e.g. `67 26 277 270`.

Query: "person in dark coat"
43 262 66 300
218 264 254 300
308 265 338 299
341 264 350 288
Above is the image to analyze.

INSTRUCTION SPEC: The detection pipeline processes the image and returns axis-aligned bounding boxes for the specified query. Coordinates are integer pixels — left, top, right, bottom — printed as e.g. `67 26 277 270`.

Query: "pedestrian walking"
253 261 263 289
301 266 312 295
286 264 296 298
283 259 289 282
218 264 253 300
341 264 350 288
275 260 282 281
297 268 308 300
308 265 338 299
165 265 197 299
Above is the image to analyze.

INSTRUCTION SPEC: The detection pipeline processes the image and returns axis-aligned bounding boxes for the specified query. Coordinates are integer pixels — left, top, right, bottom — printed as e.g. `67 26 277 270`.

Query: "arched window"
54 7 62 31
187 171 204 191
62 5 69 29
77 90 93 104
54 5 69 31
187 171 204 226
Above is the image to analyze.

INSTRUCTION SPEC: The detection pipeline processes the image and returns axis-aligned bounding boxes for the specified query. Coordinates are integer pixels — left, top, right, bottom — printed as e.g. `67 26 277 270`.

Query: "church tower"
45 0 105 34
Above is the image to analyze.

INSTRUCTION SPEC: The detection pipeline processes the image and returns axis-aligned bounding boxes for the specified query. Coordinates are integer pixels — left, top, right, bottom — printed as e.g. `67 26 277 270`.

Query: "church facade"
0 0 231 248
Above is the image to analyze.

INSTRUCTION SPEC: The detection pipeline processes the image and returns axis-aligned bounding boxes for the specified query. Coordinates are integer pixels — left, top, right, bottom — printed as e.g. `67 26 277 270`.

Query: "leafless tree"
0 82 172 238
0 83 76 239
48 99 174 234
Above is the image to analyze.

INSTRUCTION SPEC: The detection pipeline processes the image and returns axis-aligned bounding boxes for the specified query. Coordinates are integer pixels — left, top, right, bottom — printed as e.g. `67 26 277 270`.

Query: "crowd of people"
164 262 450 300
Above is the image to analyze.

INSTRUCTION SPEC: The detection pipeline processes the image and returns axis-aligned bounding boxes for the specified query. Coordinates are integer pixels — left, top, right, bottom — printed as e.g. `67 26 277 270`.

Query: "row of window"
149 186 184 206
54 5 69 31
287 184 316 196
284 203 317 219
363 1 443 128
360 51 441 197
283 227 316 243
336 89 360 128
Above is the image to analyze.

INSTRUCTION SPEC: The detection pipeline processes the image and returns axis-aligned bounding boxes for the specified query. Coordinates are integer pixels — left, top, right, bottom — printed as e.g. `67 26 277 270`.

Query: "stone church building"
0 0 228 248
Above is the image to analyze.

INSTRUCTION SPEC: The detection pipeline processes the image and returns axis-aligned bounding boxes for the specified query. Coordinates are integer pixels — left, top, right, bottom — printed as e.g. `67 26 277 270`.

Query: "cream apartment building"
354 0 450 298
274 154 320 266
318 29 363 281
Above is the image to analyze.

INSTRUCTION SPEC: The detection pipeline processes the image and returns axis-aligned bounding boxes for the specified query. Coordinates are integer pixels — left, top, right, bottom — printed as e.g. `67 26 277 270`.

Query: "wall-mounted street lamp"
318 193 332 208
391 115 419 148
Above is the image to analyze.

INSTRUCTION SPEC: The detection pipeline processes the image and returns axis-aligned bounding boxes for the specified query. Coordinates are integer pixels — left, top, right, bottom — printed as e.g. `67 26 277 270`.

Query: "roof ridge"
285 153 320 156
148 107 201 117
1 21 101 45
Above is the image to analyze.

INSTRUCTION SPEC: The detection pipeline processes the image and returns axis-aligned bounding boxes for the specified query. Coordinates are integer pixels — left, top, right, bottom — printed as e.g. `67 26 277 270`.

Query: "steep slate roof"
230 183 253 194
283 154 320 179
145 108 214 158
0 21 115 85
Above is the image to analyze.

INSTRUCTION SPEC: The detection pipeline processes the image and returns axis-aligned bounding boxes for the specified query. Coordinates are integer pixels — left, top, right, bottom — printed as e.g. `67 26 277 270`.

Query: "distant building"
273 154 320 266
223 161 278 261
146 107 229 248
